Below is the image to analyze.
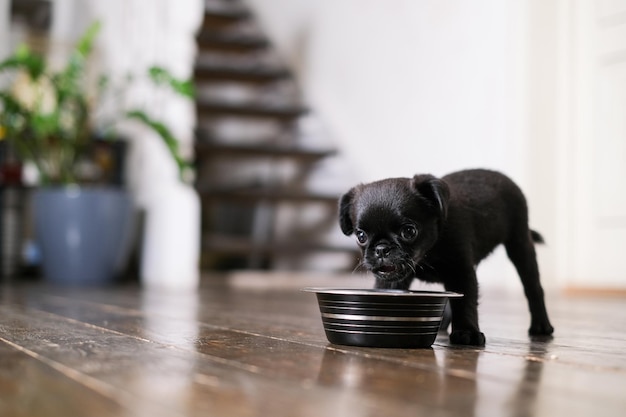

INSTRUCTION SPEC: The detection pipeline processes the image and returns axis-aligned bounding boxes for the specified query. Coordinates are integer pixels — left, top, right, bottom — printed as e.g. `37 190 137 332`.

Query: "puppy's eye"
355 230 368 245
400 225 418 241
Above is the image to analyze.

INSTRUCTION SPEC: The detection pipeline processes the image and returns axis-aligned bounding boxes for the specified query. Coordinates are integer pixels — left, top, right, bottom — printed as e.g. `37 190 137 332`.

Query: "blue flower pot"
33 187 136 286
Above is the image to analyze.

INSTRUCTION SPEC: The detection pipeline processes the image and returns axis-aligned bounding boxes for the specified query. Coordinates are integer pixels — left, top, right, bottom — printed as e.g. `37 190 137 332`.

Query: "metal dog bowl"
303 288 463 348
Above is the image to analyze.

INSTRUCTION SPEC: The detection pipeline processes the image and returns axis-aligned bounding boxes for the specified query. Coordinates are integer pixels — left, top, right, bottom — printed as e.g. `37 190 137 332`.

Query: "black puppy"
339 168 554 346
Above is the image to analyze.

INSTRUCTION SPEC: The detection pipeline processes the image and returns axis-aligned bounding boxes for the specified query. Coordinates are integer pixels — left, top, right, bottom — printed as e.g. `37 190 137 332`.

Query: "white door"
556 0 626 289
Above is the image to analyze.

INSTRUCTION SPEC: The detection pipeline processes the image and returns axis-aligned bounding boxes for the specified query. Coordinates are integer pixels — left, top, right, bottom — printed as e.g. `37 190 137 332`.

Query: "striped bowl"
303 288 463 348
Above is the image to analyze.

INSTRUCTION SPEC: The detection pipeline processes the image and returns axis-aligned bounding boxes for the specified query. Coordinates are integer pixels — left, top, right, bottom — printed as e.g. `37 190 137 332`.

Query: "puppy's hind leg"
504 230 554 336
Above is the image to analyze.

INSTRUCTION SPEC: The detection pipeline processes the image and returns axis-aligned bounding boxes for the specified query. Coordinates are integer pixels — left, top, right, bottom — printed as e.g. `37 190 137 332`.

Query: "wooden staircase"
193 1 358 271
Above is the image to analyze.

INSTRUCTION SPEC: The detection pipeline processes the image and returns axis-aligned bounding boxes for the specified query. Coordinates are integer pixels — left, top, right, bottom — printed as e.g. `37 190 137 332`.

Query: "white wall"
250 1 528 178
0 0 9 60
250 0 541 290
44 0 202 205
309 2 530 182
6 0 621 289
249 0 626 291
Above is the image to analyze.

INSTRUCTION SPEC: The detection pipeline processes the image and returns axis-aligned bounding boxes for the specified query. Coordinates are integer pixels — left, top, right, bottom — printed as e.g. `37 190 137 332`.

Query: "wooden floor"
1 273 625 417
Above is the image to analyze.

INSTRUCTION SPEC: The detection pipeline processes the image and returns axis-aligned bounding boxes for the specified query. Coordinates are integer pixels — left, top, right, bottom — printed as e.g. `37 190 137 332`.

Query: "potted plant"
0 22 195 286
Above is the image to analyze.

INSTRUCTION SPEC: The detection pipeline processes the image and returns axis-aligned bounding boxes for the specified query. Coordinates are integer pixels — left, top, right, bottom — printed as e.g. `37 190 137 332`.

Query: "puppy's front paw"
529 321 554 336
450 330 486 346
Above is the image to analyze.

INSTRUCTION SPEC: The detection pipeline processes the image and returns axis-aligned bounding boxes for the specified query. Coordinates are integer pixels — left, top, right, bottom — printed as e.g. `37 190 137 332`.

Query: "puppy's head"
339 174 449 284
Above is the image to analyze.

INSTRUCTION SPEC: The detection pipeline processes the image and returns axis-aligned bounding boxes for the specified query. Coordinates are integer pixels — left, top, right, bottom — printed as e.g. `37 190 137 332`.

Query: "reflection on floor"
0 273 625 417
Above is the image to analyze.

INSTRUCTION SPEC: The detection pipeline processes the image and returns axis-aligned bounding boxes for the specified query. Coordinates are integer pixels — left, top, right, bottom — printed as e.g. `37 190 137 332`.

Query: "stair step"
202 234 360 257
196 100 308 120
195 2 353 272
198 186 340 205
195 140 336 161
201 8 251 28
197 33 269 52
194 65 291 84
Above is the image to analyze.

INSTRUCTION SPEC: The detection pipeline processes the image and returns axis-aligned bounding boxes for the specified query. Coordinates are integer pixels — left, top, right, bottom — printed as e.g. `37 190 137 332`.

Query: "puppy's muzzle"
375 244 391 259
366 243 412 279
373 244 397 274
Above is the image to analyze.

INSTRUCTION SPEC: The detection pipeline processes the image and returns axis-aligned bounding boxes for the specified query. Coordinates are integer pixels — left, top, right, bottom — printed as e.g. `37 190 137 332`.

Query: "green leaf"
1 20 196 186
0 92 27 114
148 66 195 98
0 92 27 137
55 20 101 103
126 109 191 180
76 21 102 57
97 74 109 90
31 111 60 138
0 45 46 79
0 92 31 134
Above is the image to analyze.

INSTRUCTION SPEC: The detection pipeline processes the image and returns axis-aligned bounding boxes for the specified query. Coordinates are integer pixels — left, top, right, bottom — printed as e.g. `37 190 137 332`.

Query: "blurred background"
1 0 625 293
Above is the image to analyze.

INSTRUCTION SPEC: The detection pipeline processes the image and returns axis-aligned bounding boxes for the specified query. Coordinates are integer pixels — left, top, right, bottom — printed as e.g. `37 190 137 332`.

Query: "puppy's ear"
338 188 356 235
411 174 450 219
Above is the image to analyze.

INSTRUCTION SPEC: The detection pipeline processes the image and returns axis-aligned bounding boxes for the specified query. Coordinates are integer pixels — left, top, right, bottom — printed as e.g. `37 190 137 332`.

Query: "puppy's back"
443 169 527 209
441 169 530 259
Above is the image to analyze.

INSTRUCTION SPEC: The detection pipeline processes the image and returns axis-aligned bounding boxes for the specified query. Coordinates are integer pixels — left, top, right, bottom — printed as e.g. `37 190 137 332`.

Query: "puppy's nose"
375 244 391 258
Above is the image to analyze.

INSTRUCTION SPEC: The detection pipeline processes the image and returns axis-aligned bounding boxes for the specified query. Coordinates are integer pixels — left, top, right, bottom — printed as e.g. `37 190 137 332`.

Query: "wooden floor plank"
0 303 451 417
0 340 126 417
33 282 626 370
2 278 626 417
6 295 496 415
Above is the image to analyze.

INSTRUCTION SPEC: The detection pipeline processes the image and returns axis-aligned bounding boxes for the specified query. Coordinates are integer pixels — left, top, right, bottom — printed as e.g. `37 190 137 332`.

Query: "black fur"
339 168 554 346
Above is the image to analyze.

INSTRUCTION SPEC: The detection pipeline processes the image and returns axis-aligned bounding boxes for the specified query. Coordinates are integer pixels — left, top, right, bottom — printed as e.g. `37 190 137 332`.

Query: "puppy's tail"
530 230 545 244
